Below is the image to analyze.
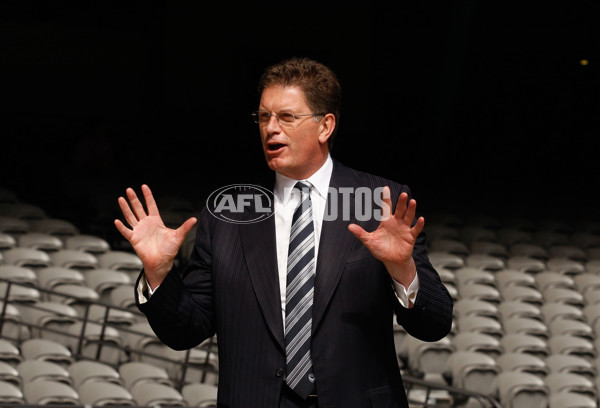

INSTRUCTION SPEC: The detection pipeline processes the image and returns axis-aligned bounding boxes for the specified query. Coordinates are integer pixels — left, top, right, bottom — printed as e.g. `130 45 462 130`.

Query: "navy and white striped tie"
285 182 316 398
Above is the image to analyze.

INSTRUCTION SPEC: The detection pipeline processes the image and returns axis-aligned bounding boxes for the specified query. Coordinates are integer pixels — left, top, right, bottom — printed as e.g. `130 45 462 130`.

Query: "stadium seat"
2 247 51 269
544 373 597 400
495 269 536 289
534 230 570 248
119 361 173 389
496 352 548 378
499 285 544 306
0 300 29 342
507 256 547 273
50 284 100 317
0 380 25 405
545 354 595 380
0 339 23 367
23 379 80 405
574 273 600 295
546 258 586 276
548 392 597 408
20 338 74 367
49 249 98 271
0 233 16 251
429 239 470 257
0 216 30 236
458 283 502 304
457 315 503 339
498 301 543 322
0 281 41 304
454 268 496 287
427 252 465 270
78 381 135 406
0 361 20 388
510 243 548 260
442 351 499 395
547 335 596 362
582 304 600 335
65 234 110 255
87 304 138 328
97 250 143 272
17 360 73 385
542 287 585 309
535 271 575 291
28 218 79 240
130 381 186 407
69 360 123 389
108 284 137 312
121 321 173 369
500 334 550 359
453 299 500 321
181 382 219 407
548 319 594 341
548 245 588 262
464 254 505 271
425 224 462 242
497 227 534 247
541 302 585 324
0 265 38 286
452 332 503 359
84 269 131 303
18 232 64 252
461 225 497 245
65 322 124 365
503 317 549 339
492 371 548 408
37 267 86 292
18 301 78 344
470 242 509 259
1 203 46 220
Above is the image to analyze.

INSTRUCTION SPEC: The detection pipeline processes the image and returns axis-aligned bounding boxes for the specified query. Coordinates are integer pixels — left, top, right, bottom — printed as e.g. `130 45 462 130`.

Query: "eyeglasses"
251 110 325 127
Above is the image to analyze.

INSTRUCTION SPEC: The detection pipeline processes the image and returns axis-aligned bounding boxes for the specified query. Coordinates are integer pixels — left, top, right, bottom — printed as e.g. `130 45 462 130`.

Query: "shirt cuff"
137 277 159 304
392 273 420 308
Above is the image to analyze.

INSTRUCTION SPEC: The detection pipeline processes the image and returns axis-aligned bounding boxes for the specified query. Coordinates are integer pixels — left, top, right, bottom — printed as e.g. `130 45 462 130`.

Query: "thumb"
348 223 369 243
176 217 198 239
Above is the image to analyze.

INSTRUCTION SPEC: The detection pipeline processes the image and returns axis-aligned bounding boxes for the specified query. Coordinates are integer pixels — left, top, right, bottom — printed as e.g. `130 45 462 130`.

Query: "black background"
1 1 598 240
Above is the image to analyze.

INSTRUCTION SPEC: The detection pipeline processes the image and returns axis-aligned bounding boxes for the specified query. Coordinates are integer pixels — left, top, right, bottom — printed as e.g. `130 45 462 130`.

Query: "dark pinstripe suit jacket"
136 159 453 408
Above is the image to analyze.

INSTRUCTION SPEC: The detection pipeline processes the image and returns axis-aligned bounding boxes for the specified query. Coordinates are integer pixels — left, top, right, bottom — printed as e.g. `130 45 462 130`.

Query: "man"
115 57 453 407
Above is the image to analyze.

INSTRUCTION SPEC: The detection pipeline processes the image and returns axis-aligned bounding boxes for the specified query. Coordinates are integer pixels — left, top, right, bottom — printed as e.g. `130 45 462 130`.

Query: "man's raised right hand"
114 184 197 290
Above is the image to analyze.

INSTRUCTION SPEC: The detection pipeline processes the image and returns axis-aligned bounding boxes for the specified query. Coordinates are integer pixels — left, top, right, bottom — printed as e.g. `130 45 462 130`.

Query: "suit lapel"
238 187 285 352
312 160 357 333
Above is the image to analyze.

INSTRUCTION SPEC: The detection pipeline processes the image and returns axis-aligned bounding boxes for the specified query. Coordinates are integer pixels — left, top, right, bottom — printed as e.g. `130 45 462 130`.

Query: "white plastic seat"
548 335 596 362
37 267 86 292
18 301 78 344
17 360 72 385
454 268 496 287
498 301 543 322
500 285 543 306
130 382 186 407
0 232 16 251
0 339 23 367
69 360 123 389
0 361 21 387
23 379 80 405
50 284 100 316
84 269 131 303
496 353 549 378
535 271 575 291
49 249 98 271
457 315 503 339
0 301 29 342
97 251 143 272
534 230 570 248
17 232 64 252
108 284 137 312
65 322 124 365
453 299 500 321
120 321 175 370
544 372 597 400
582 304 600 335
458 283 502 304
87 304 138 328
78 381 135 406
65 234 110 255
452 332 503 359
427 251 465 270
574 273 600 295
541 302 585 324
181 382 219 407
543 287 585 309
0 281 41 304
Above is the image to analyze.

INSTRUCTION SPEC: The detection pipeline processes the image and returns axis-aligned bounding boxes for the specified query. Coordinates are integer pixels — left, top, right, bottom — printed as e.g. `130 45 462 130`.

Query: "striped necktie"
285 181 317 398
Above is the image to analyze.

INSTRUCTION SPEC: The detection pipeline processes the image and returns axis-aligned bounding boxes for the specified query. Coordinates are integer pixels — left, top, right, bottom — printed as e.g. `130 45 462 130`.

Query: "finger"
114 219 133 241
380 186 392 221
176 217 198 239
142 184 160 217
126 187 148 220
348 223 369 243
403 199 418 225
118 196 138 227
394 192 409 220
412 216 425 238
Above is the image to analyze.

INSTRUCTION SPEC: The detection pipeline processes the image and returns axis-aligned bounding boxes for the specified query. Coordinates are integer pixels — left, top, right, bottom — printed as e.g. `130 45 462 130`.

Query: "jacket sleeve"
135 208 216 350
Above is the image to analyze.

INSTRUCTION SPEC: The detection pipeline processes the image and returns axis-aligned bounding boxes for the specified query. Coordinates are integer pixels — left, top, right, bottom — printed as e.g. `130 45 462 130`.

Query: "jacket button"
275 368 284 377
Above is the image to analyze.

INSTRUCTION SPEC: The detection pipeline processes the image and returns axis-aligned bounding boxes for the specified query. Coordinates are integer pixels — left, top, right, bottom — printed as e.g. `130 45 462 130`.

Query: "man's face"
258 85 329 180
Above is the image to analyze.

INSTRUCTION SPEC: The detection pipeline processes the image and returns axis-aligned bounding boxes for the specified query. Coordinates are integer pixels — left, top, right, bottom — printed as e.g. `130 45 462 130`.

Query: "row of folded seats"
0 189 218 406
395 215 600 407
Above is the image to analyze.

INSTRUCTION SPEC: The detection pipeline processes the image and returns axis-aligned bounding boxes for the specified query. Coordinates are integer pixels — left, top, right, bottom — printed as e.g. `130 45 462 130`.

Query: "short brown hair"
257 57 342 150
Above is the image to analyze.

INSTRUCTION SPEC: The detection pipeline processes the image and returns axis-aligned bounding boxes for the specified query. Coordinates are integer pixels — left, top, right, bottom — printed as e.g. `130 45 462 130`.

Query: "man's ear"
318 113 336 145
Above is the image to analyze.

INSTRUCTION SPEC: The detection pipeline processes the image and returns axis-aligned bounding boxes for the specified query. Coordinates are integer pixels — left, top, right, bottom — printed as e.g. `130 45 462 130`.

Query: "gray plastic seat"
500 334 550 359
548 392 597 408
397 336 455 377
0 265 38 286
548 335 596 362
84 269 132 303
544 373 596 400
0 300 29 342
0 281 41 304
69 360 123 389
17 360 72 385
452 332 503 359
574 273 600 295
50 284 100 316
37 267 86 292
495 269 536 289
65 234 110 255
582 304 600 334
2 247 51 269
549 319 594 341
496 352 549 378
465 254 505 271
20 338 74 367
18 301 78 344
546 354 595 380
470 242 509 259
49 249 98 271
23 379 79 405
87 304 138 327
0 361 20 388
0 232 16 251
78 381 135 406
458 283 502 304
427 251 465 270
535 271 576 291
0 380 25 404
547 258 586 276
543 287 585 308
118 361 173 390
443 351 499 395
97 251 143 273
510 243 548 260
457 315 503 339
497 227 534 247
492 371 548 408
454 268 496 287
498 301 543 322
2 203 46 220
0 339 23 367
548 245 588 262
429 239 470 257
453 299 500 321
109 284 137 312
0 216 30 236
18 232 64 252
541 303 585 324
507 256 547 273
65 322 124 366
503 317 549 339
28 218 79 239
130 382 186 407
181 382 219 407
500 285 544 306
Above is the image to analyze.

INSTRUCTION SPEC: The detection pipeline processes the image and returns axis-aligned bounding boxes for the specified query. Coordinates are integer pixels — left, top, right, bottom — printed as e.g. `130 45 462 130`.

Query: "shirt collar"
274 154 333 205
